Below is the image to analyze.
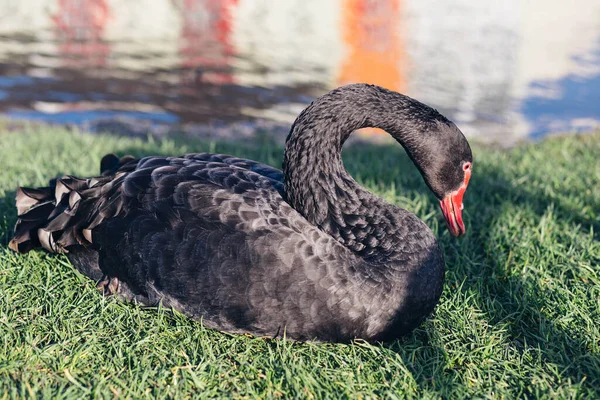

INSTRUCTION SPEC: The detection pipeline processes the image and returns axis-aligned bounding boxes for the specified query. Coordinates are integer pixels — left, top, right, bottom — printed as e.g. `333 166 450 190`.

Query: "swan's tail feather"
10 178 91 254
9 154 136 254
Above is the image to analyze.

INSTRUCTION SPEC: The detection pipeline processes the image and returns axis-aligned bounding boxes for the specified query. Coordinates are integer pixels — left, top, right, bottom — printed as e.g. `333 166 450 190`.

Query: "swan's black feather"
10 84 472 342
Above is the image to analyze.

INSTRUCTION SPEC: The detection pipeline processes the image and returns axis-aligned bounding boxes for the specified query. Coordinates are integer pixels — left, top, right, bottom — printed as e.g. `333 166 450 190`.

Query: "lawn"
0 125 599 399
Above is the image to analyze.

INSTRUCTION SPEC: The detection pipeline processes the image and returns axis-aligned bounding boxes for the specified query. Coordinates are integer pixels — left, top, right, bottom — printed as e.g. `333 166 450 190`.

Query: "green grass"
1 125 599 399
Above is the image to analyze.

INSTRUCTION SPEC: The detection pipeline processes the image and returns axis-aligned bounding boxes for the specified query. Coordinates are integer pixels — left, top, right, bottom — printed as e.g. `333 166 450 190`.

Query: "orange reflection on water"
338 0 406 137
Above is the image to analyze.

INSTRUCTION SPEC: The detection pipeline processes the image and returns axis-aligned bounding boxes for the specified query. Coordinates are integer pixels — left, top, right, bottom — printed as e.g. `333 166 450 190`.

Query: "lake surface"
0 0 599 145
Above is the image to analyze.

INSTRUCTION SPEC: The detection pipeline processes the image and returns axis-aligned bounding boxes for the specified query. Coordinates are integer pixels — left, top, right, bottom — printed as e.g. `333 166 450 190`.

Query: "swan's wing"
89 157 293 323
182 153 284 185
10 154 284 253
83 155 363 338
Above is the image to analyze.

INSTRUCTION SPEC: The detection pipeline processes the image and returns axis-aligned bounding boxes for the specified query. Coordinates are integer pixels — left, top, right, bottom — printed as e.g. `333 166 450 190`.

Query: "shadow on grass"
2 134 598 396
344 142 600 395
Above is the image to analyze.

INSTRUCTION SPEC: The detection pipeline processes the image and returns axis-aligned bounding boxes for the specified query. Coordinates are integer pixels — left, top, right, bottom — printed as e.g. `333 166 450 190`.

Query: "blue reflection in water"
0 76 55 88
47 91 85 102
0 76 35 88
523 74 600 138
522 46 600 138
5 110 180 125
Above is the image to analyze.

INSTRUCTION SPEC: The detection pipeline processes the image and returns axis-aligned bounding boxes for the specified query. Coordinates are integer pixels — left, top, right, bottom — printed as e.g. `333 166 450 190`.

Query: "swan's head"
411 120 473 237
285 83 474 236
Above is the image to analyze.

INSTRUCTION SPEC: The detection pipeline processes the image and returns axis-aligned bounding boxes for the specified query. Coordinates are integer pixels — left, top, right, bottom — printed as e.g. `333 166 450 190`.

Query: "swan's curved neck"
283 84 442 235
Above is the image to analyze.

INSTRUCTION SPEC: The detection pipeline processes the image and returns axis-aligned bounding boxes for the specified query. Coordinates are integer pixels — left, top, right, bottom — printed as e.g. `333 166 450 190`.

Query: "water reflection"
0 0 598 144
53 0 111 68
338 0 406 91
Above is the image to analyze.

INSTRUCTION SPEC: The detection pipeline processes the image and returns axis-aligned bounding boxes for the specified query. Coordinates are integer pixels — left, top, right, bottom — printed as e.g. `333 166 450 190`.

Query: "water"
0 0 599 145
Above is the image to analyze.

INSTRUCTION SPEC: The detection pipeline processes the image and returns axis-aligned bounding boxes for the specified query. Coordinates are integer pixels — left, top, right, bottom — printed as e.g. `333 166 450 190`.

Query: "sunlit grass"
1 126 599 398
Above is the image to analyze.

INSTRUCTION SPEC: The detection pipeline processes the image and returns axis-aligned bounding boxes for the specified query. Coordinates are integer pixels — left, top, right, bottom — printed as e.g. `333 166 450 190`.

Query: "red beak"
440 169 471 237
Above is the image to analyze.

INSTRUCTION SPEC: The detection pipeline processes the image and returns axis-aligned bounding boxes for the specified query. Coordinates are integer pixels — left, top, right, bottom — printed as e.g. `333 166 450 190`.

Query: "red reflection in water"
53 0 111 68
179 0 238 85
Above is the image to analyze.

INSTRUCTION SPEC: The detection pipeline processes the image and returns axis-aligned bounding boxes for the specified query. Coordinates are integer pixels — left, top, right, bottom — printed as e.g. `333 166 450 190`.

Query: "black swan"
9 84 472 342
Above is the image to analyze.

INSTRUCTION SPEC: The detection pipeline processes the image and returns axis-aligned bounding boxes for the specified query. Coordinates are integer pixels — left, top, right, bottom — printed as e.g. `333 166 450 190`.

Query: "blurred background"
0 0 598 145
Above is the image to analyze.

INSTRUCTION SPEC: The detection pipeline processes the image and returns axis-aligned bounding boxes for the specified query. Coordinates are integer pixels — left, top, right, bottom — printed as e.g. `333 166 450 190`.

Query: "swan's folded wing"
90 156 350 333
89 154 288 237
182 153 284 186
11 153 285 254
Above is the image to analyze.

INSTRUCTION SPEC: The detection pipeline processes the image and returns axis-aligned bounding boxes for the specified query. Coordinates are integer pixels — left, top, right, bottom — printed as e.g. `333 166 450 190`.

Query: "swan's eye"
463 162 472 171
